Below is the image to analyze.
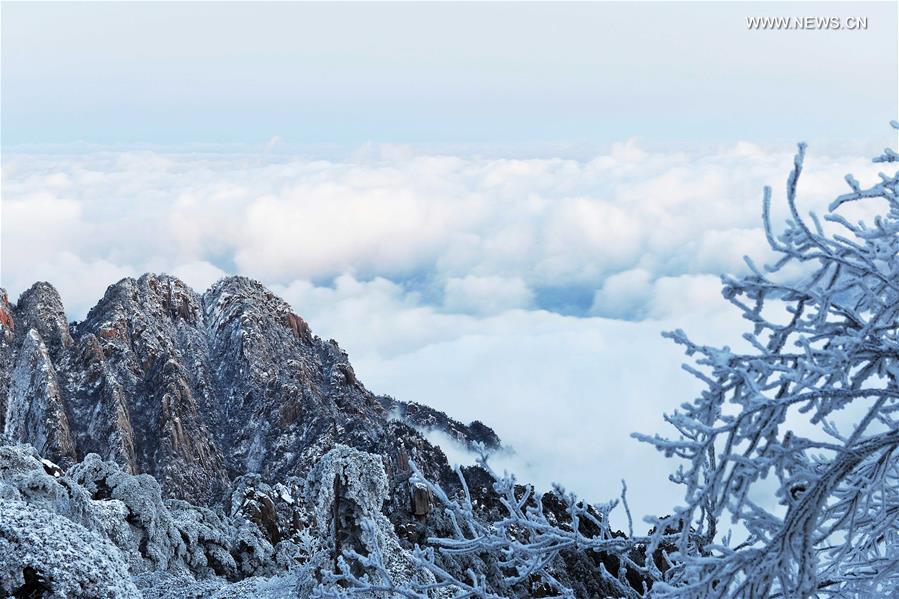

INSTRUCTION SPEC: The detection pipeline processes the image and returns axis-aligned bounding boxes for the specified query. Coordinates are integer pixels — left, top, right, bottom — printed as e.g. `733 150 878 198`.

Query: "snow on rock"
4 330 76 463
15 281 73 358
301 445 439 595
68 452 188 572
0 499 139 598
0 428 526 596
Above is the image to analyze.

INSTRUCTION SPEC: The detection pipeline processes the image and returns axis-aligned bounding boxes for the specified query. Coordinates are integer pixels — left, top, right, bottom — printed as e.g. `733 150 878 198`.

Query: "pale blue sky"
2 1 896 148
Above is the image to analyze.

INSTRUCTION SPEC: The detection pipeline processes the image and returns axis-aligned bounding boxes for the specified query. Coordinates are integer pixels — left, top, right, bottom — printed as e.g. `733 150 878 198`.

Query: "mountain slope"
1 274 493 505
0 274 626 597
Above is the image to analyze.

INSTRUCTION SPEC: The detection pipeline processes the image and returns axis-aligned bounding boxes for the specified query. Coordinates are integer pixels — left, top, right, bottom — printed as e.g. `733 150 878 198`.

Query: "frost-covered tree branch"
633 122 899 598
319 446 681 597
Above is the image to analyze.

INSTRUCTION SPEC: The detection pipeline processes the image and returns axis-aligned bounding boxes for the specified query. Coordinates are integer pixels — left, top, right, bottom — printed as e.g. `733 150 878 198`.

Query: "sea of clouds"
0 140 888 528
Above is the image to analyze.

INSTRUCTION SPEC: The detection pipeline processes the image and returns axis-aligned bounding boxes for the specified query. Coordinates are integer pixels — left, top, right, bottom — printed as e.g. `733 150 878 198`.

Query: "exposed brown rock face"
0 291 14 336
67 332 137 472
241 487 281 544
285 312 311 341
411 482 431 517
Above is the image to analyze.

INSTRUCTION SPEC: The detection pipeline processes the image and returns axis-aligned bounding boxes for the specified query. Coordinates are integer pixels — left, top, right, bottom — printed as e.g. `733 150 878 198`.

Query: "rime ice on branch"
633 123 899 598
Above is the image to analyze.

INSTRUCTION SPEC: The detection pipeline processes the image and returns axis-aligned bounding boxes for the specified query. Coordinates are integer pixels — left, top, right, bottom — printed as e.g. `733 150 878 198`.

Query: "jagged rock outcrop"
5 330 76 463
16 282 74 358
300 445 438 592
0 275 491 506
381 396 501 450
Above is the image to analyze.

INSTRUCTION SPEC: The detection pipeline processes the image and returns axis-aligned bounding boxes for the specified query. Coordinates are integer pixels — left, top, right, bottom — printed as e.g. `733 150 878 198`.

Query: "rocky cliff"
0 274 626 597
1 275 495 504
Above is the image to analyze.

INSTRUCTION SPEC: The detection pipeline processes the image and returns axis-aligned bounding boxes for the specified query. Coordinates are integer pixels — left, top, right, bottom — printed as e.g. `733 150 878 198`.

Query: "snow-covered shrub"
68 452 189 571
0 499 139 598
0 441 313 595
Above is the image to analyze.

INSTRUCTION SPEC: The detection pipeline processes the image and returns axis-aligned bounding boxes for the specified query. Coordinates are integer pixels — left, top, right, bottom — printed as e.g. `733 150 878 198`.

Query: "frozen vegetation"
1 126 898 596
0 441 429 597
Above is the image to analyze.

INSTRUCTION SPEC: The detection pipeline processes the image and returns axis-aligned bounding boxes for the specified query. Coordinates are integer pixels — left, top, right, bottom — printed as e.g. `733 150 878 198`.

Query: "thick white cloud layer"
1 143 883 318
0 142 886 525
